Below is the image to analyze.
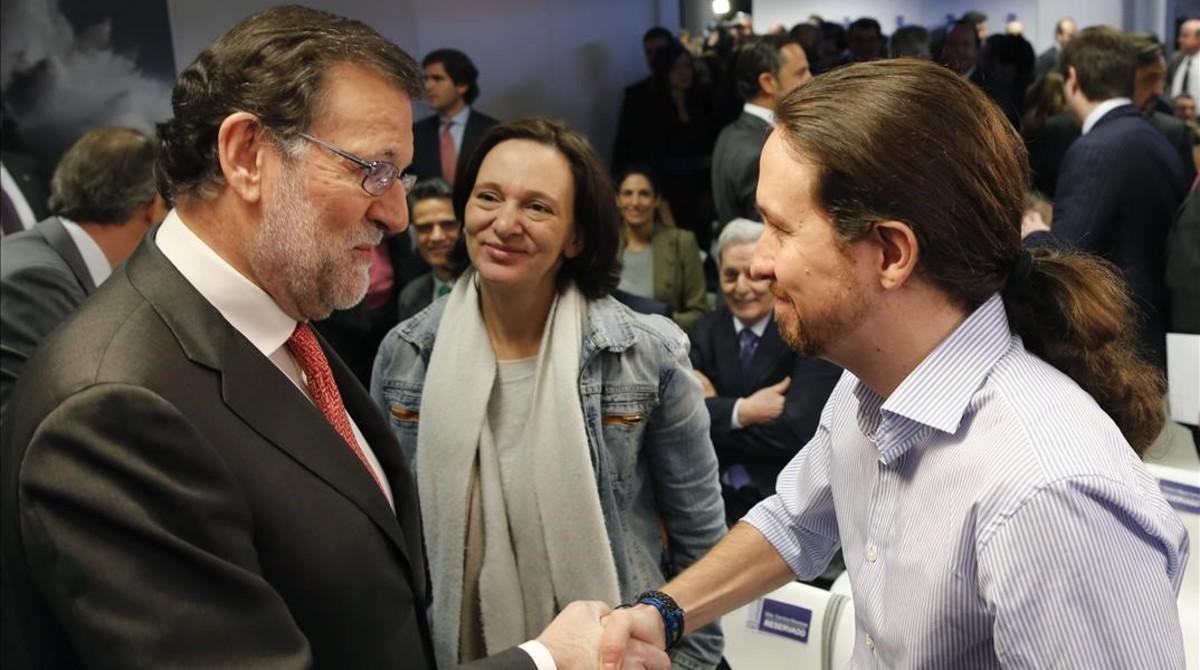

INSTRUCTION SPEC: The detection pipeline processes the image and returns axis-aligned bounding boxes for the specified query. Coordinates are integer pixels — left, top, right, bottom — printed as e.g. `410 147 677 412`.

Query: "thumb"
772 376 792 393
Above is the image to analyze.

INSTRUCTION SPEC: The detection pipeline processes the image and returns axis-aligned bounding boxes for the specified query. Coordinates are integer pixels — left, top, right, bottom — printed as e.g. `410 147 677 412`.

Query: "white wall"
166 0 666 164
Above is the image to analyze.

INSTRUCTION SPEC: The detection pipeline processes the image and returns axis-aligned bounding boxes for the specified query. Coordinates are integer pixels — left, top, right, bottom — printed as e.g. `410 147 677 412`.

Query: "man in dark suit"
0 8 666 670
1168 19 1200 101
1027 27 1187 370
688 219 840 525
611 26 673 174
410 49 498 189
711 35 811 229
0 127 164 419
1034 17 1076 80
1134 33 1196 183
397 177 460 322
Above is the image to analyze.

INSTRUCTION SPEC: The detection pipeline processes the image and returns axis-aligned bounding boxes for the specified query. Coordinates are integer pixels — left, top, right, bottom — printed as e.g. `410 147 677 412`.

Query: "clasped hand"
536 601 669 670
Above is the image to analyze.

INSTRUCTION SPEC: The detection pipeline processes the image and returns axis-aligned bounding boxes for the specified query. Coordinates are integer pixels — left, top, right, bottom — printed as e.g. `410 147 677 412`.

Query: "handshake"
535 600 674 670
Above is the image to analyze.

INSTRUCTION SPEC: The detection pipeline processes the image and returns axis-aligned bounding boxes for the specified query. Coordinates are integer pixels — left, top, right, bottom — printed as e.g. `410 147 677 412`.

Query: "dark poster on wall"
1 0 176 207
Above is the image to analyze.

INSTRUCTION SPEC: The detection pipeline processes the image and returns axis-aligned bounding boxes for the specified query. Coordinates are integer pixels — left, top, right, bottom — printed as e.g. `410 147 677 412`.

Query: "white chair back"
722 580 855 669
1146 463 1200 669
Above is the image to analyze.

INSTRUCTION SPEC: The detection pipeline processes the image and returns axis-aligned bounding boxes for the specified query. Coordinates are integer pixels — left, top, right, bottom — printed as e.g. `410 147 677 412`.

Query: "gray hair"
715 218 764 265
48 127 159 225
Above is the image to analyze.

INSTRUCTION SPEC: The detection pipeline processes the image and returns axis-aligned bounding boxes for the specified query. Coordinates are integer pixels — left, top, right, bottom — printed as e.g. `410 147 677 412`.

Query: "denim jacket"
370 294 726 669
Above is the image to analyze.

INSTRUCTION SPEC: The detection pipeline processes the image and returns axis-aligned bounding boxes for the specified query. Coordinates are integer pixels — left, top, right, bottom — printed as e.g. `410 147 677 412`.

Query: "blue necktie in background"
738 328 759 376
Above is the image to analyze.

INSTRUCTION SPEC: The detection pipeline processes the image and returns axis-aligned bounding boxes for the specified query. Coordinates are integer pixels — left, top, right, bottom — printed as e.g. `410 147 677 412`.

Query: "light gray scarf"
418 272 621 669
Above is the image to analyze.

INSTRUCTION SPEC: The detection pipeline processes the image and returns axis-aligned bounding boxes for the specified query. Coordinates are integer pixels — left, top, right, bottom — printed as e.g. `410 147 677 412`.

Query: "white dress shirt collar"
59 217 113 287
732 312 771 337
1081 98 1132 135
743 102 775 126
155 209 296 358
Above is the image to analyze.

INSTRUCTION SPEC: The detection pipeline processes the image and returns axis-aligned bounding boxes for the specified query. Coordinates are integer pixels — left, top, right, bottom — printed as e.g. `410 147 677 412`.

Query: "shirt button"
866 545 878 563
865 634 875 650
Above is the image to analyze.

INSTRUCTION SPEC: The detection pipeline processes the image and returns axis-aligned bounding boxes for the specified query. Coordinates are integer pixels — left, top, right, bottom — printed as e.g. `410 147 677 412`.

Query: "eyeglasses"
297 132 417 197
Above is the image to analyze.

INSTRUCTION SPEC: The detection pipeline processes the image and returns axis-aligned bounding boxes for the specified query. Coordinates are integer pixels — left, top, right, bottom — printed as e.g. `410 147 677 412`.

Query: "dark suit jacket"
1168 51 1192 96
1168 187 1200 334
410 108 498 188
711 111 771 227
688 308 841 502
1147 110 1197 185
1030 105 1187 369
0 217 96 420
0 233 533 670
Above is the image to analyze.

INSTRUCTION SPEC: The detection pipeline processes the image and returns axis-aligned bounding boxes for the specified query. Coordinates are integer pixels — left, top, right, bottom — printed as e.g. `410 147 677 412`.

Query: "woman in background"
371 119 725 670
616 165 709 330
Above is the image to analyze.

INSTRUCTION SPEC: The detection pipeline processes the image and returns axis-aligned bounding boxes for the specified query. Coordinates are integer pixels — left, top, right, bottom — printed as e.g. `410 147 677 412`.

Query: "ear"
758 71 778 99
216 111 270 204
1064 65 1079 92
455 82 469 100
870 220 919 291
140 194 168 227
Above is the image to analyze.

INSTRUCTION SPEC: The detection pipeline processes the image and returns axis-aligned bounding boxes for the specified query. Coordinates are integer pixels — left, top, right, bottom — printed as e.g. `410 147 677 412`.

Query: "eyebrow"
474 181 561 207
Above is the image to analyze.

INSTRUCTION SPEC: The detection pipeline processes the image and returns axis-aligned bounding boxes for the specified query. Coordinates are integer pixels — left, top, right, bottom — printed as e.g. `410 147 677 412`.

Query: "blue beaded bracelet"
625 590 685 649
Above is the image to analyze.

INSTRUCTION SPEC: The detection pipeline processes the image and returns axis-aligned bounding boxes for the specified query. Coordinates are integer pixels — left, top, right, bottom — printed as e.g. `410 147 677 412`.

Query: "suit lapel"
39 217 96 294
125 234 416 572
325 330 426 597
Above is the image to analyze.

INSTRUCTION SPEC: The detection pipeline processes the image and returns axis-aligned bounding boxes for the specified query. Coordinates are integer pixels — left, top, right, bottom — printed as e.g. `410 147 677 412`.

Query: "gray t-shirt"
618 246 654 298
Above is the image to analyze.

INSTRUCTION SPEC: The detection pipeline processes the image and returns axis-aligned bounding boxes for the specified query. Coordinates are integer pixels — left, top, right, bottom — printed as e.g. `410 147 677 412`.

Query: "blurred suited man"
688 219 841 524
1034 18 1076 79
0 127 165 419
0 7 666 670
712 35 811 228
1027 27 1186 370
410 48 498 188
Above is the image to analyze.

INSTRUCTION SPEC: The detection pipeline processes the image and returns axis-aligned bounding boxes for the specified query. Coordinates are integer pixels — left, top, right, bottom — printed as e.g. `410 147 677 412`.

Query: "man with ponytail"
600 58 1188 668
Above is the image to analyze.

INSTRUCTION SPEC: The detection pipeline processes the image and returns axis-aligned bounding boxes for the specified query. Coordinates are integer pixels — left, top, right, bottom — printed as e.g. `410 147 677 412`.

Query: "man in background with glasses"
0 7 666 670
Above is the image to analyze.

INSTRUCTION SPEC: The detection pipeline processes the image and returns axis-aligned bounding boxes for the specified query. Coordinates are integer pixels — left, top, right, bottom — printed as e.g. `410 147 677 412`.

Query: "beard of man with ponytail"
765 58 1164 455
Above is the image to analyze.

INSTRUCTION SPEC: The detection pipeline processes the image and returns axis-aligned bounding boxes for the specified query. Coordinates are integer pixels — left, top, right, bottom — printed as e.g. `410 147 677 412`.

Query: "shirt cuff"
731 398 745 430
518 640 558 670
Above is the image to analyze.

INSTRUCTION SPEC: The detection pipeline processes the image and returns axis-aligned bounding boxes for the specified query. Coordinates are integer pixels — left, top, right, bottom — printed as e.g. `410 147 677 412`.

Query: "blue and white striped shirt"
744 294 1190 668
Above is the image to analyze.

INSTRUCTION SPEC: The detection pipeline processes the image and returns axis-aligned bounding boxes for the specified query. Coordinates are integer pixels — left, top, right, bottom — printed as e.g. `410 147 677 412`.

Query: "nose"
429 222 447 242
369 185 409 235
491 202 522 238
749 238 775 282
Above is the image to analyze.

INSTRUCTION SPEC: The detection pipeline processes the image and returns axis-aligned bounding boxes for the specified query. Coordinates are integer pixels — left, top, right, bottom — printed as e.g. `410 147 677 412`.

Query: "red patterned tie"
439 119 457 185
286 323 385 494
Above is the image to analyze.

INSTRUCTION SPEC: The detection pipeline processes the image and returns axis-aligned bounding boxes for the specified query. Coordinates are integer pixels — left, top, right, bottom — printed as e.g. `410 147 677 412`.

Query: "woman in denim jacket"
370 119 725 670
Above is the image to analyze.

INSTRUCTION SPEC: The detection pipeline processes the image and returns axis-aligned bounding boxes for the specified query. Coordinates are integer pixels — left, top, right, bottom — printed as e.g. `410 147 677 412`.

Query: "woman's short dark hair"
157 5 422 203
449 118 621 299
422 49 481 105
